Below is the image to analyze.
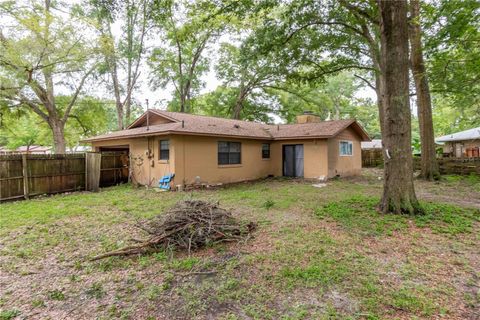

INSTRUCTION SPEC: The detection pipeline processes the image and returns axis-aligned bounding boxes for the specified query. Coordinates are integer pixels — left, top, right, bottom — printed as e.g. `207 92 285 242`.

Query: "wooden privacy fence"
362 150 480 175
413 157 480 175
362 149 383 167
0 152 128 201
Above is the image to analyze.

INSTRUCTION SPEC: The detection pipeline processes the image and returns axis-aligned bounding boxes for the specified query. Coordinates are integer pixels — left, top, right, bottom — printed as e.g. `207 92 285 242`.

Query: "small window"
159 140 169 160
262 143 270 159
339 141 353 156
218 141 241 165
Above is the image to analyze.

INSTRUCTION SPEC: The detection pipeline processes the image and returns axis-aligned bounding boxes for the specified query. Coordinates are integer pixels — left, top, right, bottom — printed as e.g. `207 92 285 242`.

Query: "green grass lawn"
1 170 479 320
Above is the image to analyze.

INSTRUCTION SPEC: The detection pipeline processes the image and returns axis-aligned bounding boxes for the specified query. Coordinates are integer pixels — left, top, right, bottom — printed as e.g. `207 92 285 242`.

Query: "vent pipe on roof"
146 99 150 131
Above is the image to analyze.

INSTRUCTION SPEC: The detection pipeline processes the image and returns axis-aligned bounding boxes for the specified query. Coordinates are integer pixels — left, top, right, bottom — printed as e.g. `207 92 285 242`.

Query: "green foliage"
168 257 200 271
280 259 349 287
1 113 43 150
388 286 437 316
48 289 66 301
424 0 480 130
0 309 20 320
0 96 117 149
85 282 106 299
262 199 275 210
149 0 235 112
315 195 479 236
193 86 276 123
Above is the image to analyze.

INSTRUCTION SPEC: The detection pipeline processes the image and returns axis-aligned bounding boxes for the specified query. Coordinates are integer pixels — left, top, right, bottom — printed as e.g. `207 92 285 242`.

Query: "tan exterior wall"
90 127 362 186
270 139 329 179
327 127 362 177
91 135 175 186
173 135 274 185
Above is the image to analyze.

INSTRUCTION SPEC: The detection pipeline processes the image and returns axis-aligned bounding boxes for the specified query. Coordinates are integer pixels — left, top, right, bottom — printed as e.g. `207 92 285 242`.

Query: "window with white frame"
159 140 170 160
339 141 353 156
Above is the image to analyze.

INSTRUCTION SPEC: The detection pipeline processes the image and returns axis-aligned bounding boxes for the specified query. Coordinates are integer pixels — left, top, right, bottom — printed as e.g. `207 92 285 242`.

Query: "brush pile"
91 200 256 261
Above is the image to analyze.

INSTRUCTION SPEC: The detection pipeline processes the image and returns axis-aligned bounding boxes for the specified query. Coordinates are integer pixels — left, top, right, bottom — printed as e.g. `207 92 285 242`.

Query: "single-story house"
361 139 382 150
436 127 480 158
83 110 370 187
16 145 52 154
0 145 52 154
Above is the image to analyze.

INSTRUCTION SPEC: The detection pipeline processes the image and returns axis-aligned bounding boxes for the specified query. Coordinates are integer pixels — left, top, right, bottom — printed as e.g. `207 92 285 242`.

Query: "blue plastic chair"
159 173 175 190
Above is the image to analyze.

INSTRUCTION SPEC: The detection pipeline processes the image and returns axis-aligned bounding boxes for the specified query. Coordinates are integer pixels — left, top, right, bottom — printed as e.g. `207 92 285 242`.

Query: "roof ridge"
155 110 273 126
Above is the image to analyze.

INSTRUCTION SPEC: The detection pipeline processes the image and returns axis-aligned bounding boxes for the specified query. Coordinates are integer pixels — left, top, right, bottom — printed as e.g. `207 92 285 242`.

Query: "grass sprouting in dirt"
0 169 479 319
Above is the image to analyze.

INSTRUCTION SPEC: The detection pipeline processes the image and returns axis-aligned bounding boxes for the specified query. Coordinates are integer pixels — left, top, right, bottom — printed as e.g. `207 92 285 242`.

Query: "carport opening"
98 145 129 187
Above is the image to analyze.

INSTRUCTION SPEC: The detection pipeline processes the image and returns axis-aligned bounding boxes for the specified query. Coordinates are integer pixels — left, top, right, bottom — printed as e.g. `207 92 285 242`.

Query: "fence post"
22 154 29 200
85 152 88 191
85 153 101 192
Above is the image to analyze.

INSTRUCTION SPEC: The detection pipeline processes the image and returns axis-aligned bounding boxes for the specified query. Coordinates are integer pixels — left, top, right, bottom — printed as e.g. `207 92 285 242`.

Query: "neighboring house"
15 145 52 154
436 127 480 158
0 146 10 155
83 110 370 187
361 139 382 150
68 145 92 152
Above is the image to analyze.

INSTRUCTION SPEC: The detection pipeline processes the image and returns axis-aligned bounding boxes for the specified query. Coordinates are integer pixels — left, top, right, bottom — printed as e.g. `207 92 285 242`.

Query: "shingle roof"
435 127 480 142
361 139 382 149
83 110 370 142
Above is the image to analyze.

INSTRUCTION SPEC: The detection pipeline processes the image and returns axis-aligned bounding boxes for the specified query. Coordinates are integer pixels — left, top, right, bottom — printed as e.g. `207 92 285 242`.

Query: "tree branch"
62 65 96 123
354 74 376 90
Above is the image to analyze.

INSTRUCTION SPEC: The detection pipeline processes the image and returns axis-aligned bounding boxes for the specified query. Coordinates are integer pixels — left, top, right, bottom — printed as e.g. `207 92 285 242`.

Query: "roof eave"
331 120 371 141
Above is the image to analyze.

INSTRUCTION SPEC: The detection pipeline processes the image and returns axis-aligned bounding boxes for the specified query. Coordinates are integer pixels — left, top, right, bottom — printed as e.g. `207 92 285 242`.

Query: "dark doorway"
98 148 129 187
283 144 304 177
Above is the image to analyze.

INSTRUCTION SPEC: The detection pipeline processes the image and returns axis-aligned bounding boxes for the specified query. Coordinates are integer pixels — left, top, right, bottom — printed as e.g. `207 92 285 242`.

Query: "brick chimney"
296 111 321 124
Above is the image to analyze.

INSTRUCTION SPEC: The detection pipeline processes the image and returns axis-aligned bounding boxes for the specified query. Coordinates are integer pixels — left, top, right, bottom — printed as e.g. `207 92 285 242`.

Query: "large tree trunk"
50 120 66 153
232 100 243 119
409 0 440 180
232 83 248 120
374 72 385 135
378 0 422 214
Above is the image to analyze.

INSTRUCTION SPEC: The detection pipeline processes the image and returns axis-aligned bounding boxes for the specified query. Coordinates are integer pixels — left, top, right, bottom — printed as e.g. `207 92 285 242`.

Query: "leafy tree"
194 85 277 123
0 96 118 150
0 0 97 153
149 0 233 113
2 114 42 151
432 96 479 136
84 0 151 129
424 0 480 115
409 0 439 180
215 38 287 119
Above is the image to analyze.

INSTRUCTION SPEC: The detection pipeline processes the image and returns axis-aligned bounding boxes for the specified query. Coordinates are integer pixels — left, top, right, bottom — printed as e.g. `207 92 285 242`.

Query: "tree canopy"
0 0 477 159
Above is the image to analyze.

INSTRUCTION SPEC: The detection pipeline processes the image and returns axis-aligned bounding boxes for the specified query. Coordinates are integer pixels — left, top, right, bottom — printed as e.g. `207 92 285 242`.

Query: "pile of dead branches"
91 200 256 261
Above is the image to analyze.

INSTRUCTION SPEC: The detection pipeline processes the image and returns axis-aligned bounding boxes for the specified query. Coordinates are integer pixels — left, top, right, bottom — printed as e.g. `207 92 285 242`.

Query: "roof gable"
127 110 178 129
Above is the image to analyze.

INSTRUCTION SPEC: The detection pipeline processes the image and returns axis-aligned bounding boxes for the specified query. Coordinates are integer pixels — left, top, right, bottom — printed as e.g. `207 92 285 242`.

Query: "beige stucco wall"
327 127 362 178
270 139 329 179
90 127 362 186
91 135 175 186
173 135 274 185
